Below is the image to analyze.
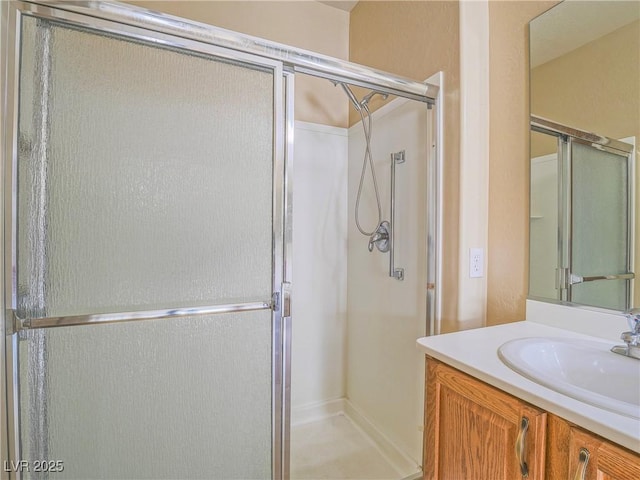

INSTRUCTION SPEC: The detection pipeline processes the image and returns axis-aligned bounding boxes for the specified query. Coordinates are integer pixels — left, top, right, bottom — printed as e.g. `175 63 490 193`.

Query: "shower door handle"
390 151 404 281
556 268 634 288
569 272 634 285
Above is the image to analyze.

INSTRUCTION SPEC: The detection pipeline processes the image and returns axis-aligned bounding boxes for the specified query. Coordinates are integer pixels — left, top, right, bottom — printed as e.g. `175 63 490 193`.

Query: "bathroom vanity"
425 2 640 477
417 319 640 480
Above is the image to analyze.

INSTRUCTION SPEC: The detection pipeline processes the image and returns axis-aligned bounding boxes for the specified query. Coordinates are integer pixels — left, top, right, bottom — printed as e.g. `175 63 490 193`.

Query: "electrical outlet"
470 248 483 278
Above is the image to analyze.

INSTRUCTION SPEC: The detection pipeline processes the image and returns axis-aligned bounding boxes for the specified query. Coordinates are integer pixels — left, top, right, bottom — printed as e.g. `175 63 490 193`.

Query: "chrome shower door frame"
564 136 635 309
530 116 635 309
1 1 292 479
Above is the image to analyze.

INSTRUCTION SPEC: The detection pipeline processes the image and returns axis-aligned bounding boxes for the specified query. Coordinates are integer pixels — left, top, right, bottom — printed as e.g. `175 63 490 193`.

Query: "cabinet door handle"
515 417 529 478
573 448 590 480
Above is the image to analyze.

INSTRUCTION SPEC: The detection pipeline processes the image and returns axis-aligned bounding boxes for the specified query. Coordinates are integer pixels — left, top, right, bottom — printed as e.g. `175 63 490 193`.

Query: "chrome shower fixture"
368 221 390 253
336 81 389 239
336 82 388 111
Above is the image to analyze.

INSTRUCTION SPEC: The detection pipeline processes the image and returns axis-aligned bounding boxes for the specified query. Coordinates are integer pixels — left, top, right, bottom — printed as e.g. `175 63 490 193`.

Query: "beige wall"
486 1 558 326
129 1 350 127
350 1 461 332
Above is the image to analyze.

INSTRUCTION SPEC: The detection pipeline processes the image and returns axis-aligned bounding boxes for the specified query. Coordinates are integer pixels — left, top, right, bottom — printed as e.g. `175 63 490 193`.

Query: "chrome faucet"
611 308 640 360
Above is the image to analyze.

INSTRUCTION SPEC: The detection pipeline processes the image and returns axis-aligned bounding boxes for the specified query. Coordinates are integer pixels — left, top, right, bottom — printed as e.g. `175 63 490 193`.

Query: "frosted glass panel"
15 14 278 480
19 311 273 479
17 17 274 318
571 142 629 310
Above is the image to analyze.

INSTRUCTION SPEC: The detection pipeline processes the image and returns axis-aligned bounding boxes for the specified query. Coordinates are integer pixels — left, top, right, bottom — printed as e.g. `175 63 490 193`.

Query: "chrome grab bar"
11 300 273 331
569 272 635 285
390 151 404 281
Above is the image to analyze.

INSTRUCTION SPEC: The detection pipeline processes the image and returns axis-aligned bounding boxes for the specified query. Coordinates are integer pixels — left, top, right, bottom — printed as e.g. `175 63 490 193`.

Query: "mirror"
528 0 640 311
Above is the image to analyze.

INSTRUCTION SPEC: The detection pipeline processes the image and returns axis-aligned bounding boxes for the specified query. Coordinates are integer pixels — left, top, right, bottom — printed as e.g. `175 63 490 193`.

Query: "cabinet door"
566 425 640 480
424 358 546 480
595 442 640 480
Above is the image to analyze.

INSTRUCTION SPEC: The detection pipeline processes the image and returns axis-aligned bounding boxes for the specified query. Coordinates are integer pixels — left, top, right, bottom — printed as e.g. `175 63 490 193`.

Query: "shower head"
338 83 362 112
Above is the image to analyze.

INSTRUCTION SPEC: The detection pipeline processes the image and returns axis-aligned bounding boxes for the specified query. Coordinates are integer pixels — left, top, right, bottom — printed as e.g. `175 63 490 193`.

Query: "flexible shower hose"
354 102 383 236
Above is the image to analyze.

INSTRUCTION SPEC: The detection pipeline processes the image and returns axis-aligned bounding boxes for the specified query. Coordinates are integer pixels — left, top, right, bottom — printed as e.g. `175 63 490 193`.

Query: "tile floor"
290 414 404 480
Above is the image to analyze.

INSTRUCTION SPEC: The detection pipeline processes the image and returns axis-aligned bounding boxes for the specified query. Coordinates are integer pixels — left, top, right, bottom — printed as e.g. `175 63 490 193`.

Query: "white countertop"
417 320 640 454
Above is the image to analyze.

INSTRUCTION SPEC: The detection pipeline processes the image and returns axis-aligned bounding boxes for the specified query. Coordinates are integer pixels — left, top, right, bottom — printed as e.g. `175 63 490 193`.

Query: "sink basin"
498 337 640 419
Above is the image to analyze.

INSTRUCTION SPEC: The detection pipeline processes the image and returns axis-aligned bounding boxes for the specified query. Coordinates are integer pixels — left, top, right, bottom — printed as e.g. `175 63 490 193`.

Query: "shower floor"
290 414 405 479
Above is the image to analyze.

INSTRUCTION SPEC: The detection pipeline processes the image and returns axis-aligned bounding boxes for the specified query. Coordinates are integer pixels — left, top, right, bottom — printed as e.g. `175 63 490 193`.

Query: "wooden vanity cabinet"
547 414 640 480
424 357 640 480
423 358 547 480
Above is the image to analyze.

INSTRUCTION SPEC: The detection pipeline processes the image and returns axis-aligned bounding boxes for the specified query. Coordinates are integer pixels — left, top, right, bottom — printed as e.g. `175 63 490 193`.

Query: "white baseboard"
290 398 346 427
343 400 421 477
291 397 421 477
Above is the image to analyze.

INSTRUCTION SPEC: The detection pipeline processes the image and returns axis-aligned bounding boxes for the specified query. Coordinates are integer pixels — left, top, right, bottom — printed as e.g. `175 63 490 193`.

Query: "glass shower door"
5 4 287 479
569 140 633 310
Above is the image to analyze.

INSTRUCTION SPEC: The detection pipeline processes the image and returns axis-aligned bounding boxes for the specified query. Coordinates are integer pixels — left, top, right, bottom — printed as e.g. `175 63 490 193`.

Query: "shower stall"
290 86 438 478
1 2 441 479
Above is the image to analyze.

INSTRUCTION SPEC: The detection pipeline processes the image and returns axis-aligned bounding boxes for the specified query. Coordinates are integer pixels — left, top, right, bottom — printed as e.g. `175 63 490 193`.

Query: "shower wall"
346 98 430 467
291 122 348 418
529 153 559 300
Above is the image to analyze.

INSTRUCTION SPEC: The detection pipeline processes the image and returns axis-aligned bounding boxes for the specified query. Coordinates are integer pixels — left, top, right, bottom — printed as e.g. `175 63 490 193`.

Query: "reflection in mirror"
529 130 559 301
529 0 640 311
530 118 634 311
